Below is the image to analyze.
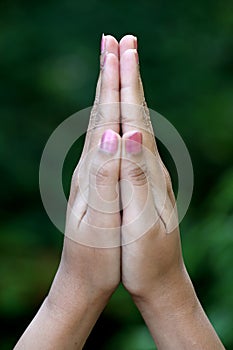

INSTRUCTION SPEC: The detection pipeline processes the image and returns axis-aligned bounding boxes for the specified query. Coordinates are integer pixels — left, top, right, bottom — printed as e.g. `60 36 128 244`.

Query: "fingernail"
100 129 118 154
101 33 106 53
134 36 138 49
125 131 142 154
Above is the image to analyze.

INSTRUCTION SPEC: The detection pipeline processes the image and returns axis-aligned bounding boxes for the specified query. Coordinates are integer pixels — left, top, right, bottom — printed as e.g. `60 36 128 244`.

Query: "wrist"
132 268 225 350
40 266 112 349
60 239 120 301
49 265 113 315
14 268 110 350
133 266 197 316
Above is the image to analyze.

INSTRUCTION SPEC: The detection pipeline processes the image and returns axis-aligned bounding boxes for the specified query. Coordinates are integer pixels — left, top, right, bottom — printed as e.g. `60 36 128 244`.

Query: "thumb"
121 130 159 244
86 129 121 230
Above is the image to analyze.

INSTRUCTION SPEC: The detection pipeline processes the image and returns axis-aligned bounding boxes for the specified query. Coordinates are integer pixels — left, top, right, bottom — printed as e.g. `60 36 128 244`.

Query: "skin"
14 35 225 350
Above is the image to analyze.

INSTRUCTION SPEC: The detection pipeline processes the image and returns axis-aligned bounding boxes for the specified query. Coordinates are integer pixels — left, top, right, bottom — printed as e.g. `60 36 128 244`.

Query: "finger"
99 52 120 118
72 34 119 204
79 129 121 247
120 35 146 103
120 47 146 129
102 34 119 56
89 35 120 150
88 129 120 214
119 34 144 111
90 36 119 107
121 130 176 238
119 34 137 56
120 130 161 244
119 36 177 235
80 35 119 162
120 40 142 106
98 35 120 105
120 36 156 154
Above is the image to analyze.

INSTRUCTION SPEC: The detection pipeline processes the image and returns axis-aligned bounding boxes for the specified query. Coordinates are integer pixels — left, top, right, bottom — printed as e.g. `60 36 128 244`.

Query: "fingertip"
105 34 119 45
104 35 119 57
119 34 137 46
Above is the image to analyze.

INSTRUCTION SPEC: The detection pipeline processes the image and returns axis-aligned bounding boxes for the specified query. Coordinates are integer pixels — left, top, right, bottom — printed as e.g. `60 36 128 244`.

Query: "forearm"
134 268 225 350
14 267 110 350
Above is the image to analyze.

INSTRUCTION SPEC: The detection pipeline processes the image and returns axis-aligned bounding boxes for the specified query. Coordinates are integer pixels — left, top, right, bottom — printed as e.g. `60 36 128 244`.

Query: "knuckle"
95 111 105 125
91 162 115 186
96 166 111 185
126 163 148 186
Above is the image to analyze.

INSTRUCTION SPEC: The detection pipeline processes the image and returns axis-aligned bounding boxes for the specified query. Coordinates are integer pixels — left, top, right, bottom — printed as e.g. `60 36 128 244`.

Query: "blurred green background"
1 0 233 349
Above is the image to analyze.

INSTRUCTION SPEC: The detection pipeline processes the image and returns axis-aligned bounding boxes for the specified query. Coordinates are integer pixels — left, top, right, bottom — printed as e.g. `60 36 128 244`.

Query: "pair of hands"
60 34 183 304
15 34 225 350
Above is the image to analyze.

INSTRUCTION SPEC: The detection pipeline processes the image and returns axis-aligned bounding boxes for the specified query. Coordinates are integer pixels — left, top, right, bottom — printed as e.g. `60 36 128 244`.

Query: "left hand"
119 35 184 301
14 34 122 350
56 35 121 303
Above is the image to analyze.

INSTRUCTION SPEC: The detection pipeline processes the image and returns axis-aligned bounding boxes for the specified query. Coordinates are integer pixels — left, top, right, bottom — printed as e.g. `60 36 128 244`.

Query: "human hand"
119 35 184 301
119 35 225 350
56 35 122 302
14 35 123 350
38 35 122 349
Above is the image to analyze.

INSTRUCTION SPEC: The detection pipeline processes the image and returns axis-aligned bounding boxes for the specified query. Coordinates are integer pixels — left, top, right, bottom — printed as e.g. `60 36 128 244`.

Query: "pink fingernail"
134 36 138 49
125 131 142 154
101 33 106 53
100 129 118 154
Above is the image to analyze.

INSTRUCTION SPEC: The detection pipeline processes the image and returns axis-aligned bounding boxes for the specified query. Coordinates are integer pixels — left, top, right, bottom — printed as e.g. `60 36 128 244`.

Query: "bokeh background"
1 0 233 349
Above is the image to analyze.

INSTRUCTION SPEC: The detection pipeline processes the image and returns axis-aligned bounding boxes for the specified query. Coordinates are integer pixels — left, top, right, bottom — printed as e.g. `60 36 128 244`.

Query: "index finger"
120 35 156 153
81 35 120 161
88 35 120 150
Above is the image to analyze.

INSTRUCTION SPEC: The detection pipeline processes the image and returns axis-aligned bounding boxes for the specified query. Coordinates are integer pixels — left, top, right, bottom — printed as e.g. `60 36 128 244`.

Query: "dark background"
1 0 233 349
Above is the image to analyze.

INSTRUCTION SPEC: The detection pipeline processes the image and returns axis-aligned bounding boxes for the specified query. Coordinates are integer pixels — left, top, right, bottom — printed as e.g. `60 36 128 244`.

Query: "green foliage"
1 0 233 348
